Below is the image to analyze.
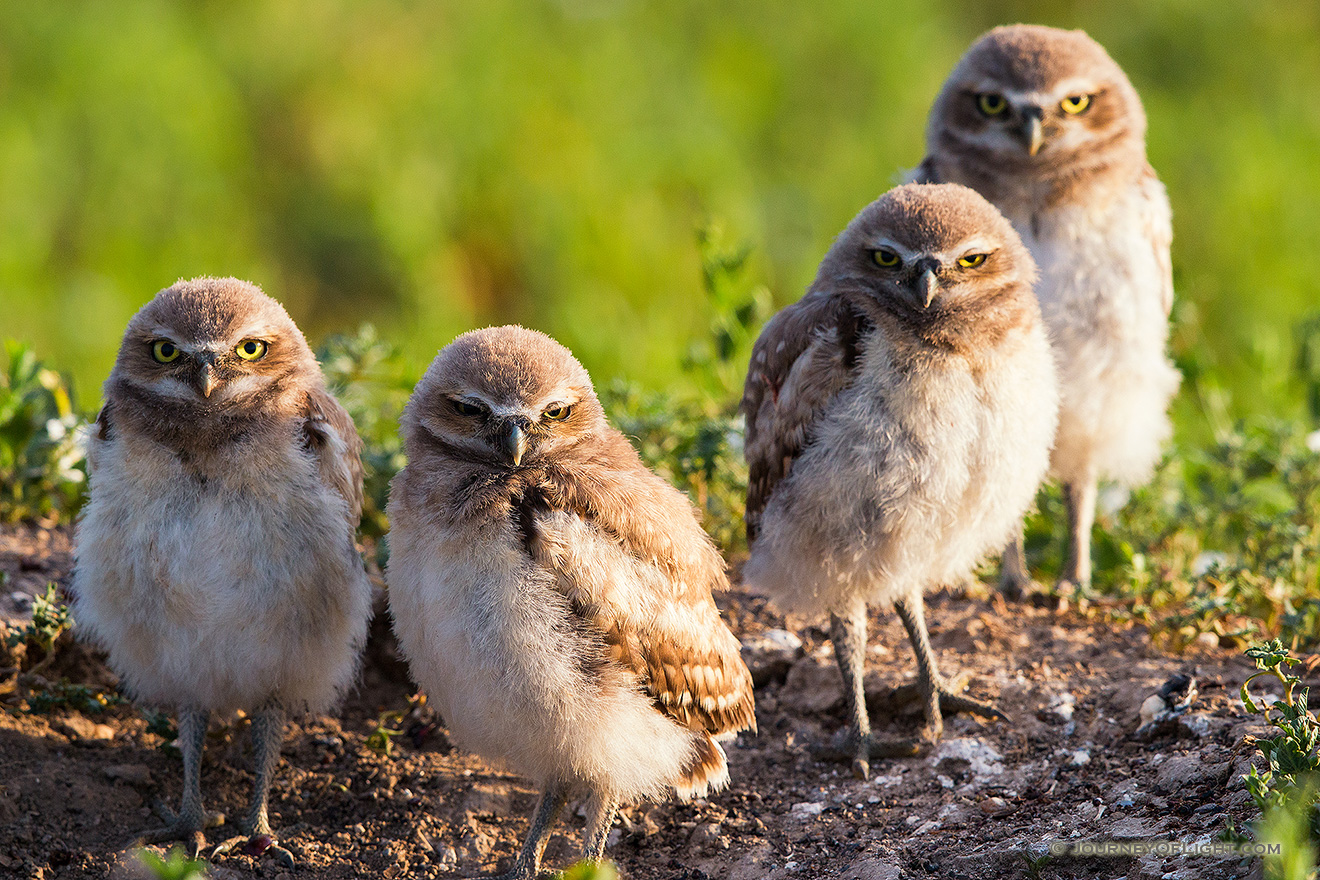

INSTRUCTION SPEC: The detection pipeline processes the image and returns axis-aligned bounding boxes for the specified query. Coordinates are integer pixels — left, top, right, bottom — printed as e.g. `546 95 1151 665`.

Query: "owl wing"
741 290 869 541
905 156 943 184
1138 163 1175 317
521 475 757 738
301 388 365 527
86 400 115 472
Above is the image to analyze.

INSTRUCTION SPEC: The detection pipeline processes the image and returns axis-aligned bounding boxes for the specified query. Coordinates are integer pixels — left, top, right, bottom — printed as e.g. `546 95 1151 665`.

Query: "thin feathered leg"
212 702 294 867
889 596 1007 748
998 526 1032 600
495 784 569 880
581 790 619 863
829 607 880 778
1059 473 1098 593
136 707 213 855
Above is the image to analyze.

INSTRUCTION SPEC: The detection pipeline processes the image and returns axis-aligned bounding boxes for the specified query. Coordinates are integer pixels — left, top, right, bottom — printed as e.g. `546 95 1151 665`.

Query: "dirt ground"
0 523 1285 880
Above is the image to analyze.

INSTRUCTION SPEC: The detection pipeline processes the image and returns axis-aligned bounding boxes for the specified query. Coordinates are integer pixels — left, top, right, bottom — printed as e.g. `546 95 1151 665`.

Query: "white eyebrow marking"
866 239 921 262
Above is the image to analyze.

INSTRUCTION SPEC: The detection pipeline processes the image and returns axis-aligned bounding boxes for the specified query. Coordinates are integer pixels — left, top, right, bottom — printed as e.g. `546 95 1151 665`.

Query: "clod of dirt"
740 628 804 687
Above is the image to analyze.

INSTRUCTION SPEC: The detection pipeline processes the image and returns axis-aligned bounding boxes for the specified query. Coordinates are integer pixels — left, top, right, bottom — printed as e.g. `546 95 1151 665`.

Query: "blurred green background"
2 0 1319 434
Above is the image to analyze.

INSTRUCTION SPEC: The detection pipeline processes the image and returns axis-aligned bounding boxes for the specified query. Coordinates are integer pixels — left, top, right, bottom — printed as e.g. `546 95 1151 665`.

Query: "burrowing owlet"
742 184 1058 778
72 277 372 864
387 326 756 879
912 24 1180 597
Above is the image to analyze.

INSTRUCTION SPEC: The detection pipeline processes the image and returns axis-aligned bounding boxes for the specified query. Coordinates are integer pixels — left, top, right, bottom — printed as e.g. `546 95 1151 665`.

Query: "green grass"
2 0 1318 430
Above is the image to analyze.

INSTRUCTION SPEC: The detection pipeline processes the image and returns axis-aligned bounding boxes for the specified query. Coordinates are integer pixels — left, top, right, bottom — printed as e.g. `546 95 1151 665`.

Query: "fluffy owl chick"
742 184 1058 778
72 277 372 861
913 24 1180 597
387 326 756 879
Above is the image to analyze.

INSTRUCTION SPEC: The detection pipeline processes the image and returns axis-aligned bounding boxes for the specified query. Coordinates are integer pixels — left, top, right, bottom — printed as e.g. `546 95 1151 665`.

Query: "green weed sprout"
365 707 406 756
3 583 74 676
136 846 209 880
556 859 619 880
1241 639 1320 878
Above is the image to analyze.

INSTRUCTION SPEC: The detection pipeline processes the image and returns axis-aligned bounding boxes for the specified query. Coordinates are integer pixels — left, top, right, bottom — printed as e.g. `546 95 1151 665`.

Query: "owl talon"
998 570 1033 602
938 688 1009 723
864 733 926 759
210 834 295 867
133 822 208 859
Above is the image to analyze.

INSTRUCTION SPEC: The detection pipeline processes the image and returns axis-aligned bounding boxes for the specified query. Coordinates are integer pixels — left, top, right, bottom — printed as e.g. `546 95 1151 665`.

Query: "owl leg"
581 790 619 863
211 702 295 868
135 707 215 855
863 597 1007 758
828 606 880 779
998 526 1032 600
1059 473 1098 593
495 784 569 880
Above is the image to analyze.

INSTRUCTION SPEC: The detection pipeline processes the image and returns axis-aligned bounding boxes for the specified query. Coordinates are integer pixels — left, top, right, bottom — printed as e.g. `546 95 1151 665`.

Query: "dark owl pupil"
161 343 174 356
244 342 256 354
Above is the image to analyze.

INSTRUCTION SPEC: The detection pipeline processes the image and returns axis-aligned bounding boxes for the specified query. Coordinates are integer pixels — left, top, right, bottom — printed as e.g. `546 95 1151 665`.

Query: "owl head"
402 325 605 468
109 277 319 419
926 24 1146 174
815 183 1038 348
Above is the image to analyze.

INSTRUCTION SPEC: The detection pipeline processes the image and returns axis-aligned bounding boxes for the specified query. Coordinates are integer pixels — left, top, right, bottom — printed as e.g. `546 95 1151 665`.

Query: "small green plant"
136 846 210 880
26 681 126 714
316 324 414 544
1257 783 1320 880
3 583 74 676
1020 848 1054 880
1241 641 1320 826
1239 640 1320 879
365 707 406 756
0 340 87 523
1040 415 1320 652
556 859 619 880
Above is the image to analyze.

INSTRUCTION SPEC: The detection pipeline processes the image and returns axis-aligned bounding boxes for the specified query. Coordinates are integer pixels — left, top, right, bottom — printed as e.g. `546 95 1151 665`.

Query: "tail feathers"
673 731 729 800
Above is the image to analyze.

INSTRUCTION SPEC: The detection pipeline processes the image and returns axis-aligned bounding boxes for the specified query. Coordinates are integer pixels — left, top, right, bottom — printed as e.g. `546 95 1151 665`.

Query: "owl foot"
493 864 553 880
814 727 923 780
211 833 296 869
132 802 224 857
935 687 1009 724
998 569 1035 602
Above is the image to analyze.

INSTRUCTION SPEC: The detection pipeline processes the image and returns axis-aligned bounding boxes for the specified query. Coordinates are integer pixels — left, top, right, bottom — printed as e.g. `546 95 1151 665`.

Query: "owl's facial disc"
868 242 944 311
141 328 279 404
443 386 586 467
866 233 1000 315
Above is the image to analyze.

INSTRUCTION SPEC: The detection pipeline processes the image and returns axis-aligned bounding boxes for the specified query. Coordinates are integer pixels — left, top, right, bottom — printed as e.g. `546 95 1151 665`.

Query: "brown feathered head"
925 25 1147 175
402 325 606 468
813 183 1038 350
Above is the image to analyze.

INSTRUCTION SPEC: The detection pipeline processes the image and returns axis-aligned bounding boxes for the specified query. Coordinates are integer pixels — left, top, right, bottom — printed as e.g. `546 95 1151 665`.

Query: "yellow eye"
151 340 180 363
1061 94 1091 115
977 93 1007 116
543 404 572 421
957 253 988 268
236 339 267 361
872 249 900 268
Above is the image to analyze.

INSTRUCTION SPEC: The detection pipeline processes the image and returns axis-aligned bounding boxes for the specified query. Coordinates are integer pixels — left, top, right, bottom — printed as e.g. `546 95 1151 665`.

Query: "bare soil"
0 524 1284 880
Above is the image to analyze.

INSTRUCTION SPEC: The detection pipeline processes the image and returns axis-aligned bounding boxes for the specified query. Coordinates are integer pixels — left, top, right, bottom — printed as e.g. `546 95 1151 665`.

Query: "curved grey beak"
915 266 938 309
194 359 219 398
1019 108 1045 157
501 420 528 466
